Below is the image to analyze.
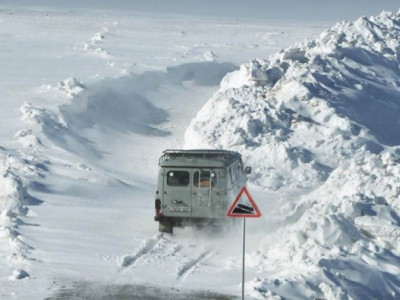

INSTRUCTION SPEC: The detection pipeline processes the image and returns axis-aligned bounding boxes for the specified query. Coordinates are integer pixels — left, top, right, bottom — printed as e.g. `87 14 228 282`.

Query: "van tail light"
155 199 162 219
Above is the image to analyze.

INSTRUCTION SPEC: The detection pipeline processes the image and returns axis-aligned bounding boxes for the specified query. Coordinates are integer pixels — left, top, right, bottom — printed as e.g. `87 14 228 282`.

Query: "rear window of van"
193 171 217 187
167 171 190 186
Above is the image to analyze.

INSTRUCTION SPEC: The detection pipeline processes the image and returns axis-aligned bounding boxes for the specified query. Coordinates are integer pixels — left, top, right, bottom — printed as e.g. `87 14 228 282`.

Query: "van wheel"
159 220 173 234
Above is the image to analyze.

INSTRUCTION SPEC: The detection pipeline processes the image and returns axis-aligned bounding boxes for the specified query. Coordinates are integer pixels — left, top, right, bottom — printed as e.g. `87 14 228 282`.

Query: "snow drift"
60 62 236 137
0 139 44 281
185 10 400 299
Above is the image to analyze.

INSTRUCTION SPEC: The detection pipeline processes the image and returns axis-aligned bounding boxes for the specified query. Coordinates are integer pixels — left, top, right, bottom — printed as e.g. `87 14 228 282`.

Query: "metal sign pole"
226 186 261 300
242 218 246 300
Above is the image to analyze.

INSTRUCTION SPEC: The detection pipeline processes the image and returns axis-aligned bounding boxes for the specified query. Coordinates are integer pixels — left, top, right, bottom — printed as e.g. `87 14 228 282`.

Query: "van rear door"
191 169 221 218
163 169 192 216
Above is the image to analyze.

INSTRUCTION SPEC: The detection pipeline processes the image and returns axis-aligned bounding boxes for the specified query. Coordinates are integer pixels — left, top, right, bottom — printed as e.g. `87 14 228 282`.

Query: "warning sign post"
227 186 261 300
227 186 261 218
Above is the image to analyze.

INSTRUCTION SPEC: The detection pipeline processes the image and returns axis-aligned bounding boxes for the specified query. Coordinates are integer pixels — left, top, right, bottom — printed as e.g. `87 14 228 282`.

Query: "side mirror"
244 166 252 174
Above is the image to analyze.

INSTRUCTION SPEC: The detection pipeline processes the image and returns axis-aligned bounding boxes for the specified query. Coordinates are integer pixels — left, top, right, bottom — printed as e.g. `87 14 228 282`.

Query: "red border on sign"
227 186 261 218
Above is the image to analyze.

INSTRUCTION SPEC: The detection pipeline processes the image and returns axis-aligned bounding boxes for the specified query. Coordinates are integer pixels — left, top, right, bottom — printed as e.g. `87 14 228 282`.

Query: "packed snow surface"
186 10 400 299
2 4 400 300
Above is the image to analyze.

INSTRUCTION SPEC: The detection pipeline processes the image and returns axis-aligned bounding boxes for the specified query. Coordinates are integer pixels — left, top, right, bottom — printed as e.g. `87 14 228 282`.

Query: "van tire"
159 220 173 234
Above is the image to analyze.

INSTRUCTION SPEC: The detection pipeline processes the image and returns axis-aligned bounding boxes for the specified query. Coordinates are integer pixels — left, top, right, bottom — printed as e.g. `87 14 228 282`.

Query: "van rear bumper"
154 215 224 225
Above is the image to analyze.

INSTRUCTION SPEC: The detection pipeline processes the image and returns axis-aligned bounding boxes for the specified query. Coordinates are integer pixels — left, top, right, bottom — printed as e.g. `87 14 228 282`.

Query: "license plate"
169 206 191 212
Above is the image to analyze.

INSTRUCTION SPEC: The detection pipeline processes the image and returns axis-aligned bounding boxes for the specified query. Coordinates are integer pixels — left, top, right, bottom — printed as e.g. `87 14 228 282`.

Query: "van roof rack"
159 149 240 164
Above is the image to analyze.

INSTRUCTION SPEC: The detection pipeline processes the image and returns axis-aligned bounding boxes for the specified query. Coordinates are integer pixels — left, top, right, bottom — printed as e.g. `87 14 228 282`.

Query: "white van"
154 149 251 233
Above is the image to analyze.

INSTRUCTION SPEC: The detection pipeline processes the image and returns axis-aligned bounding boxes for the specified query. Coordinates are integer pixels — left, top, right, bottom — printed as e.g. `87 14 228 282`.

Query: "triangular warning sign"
227 186 261 218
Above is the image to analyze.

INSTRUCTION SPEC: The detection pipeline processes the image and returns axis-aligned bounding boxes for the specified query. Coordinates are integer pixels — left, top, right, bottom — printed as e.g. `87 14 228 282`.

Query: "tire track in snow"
119 233 214 286
120 234 162 271
175 250 213 287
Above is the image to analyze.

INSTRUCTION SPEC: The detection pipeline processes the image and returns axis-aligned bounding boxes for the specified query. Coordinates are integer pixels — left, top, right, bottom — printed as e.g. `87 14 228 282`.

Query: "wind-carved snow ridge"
0 132 45 280
57 78 86 99
81 22 117 60
186 10 400 300
60 61 236 138
21 102 103 160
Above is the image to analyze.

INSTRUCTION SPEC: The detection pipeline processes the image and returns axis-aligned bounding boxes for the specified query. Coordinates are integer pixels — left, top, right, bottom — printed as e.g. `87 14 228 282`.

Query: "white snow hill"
186 10 400 300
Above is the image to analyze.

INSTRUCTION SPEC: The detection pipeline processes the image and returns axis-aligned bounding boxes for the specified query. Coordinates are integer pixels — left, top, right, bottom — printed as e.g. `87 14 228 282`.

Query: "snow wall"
185 10 400 300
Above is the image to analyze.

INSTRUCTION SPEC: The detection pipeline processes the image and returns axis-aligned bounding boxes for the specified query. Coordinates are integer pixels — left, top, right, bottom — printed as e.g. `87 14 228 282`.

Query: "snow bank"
185 10 400 299
248 151 400 299
186 10 400 191
0 144 43 278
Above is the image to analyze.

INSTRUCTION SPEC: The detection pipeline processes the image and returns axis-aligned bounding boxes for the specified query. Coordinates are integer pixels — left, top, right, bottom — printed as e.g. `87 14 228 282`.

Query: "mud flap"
158 220 173 234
